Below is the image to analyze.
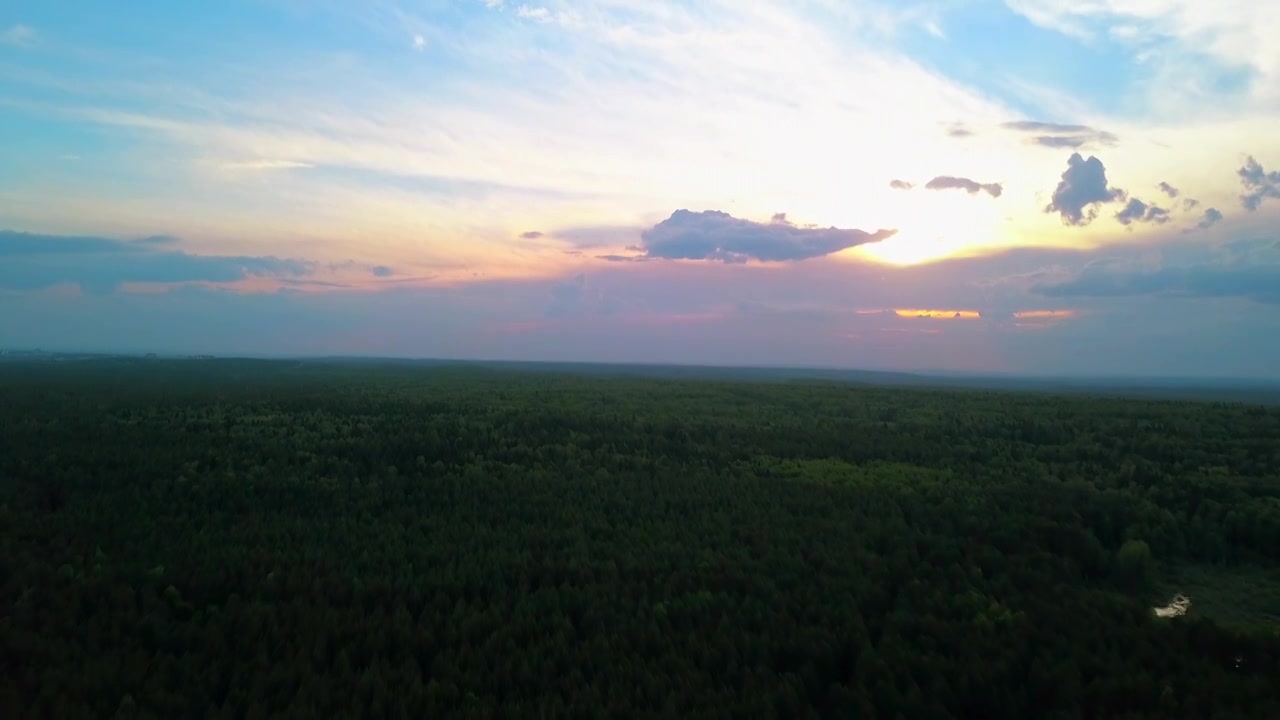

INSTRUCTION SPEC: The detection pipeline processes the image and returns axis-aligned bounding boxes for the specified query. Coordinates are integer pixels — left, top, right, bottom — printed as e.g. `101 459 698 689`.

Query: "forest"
1 357 1278 718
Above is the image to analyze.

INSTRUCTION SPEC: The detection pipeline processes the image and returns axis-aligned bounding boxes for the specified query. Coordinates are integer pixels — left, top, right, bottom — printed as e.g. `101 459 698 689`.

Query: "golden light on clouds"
895 309 982 319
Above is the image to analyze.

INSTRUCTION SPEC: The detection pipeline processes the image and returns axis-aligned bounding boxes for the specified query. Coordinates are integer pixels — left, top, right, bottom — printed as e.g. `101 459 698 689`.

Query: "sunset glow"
1 1 1278 376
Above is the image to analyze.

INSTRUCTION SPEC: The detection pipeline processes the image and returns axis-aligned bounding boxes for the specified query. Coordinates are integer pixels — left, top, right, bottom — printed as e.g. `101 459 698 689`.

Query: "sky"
2 0 1280 377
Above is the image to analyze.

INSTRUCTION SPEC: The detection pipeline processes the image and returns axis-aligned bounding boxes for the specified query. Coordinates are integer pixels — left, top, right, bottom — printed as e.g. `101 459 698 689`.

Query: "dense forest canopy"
1 358 1278 718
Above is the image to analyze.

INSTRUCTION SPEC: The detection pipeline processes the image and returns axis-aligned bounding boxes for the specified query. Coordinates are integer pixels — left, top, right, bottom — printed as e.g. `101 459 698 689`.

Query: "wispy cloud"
515 6 553 23
219 159 315 171
1001 120 1118 149
0 0 1025 248
1004 0 1280 110
0 24 35 47
1034 262 1280 305
0 230 311 293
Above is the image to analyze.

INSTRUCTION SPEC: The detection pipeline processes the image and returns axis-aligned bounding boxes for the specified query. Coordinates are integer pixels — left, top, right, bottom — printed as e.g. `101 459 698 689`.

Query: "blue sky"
3 0 1280 377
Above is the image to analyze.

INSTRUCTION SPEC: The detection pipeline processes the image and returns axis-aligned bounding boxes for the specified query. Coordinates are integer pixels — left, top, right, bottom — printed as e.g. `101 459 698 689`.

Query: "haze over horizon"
3 1 1280 378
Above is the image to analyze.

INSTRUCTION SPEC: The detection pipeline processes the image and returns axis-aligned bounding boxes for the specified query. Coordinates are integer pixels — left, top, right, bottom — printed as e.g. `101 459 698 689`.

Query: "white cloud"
412 34 425 50
515 6 552 23
219 159 315 171
1005 0 1280 110
1 24 35 47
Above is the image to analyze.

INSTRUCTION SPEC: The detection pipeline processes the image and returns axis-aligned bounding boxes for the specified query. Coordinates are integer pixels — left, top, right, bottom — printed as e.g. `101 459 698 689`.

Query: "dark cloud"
596 254 650 263
1220 238 1280 262
1157 182 1179 198
1030 136 1093 149
1197 208 1224 229
1033 260 1280 305
1002 120 1118 149
631 209 896 263
278 278 353 289
0 230 310 293
1 231 132 256
889 179 914 190
1114 197 1171 226
371 265 394 277
519 231 544 239
1044 153 1125 226
135 235 181 246
947 123 973 138
924 176 1003 198
1238 156 1280 211
1182 198 1200 211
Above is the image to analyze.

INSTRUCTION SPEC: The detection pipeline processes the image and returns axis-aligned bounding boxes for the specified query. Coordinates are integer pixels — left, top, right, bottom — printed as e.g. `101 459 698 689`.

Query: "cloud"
1001 120 1118 149
946 123 973 138
220 159 314 171
889 179 914 190
1238 156 1280 211
519 230 544 239
515 5 552 23
1114 197 1171 226
1197 208 1224 229
1 24 34 47
1002 0 1280 111
630 209 896 264
1 231 136 256
413 34 426 50
1183 198 1200 211
0 230 310 293
1157 182 1180 198
548 225 643 248
135 235 181 246
371 265 394 277
924 176 1003 198
1221 238 1280 263
1033 260 1280 305
1044 153 1125 226
596 254 650 263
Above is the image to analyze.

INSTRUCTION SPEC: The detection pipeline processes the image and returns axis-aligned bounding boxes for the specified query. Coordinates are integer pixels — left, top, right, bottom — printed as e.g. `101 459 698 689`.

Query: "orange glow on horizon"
895 308 981 319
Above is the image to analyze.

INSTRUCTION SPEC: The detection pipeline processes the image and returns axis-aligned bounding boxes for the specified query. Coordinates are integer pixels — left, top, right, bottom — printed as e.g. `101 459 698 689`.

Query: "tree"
1114 539 1154 590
